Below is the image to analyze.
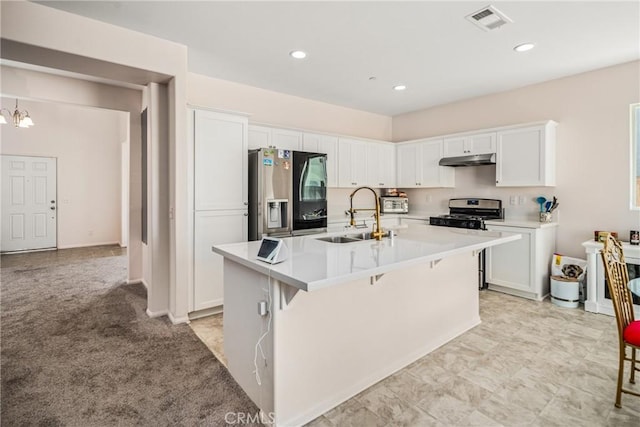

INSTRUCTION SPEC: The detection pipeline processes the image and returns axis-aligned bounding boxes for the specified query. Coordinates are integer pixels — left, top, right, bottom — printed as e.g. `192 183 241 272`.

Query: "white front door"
1 155 57 252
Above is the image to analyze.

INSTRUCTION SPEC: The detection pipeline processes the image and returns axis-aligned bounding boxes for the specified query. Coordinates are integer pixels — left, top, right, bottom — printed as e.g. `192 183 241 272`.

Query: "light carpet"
1 247 259 426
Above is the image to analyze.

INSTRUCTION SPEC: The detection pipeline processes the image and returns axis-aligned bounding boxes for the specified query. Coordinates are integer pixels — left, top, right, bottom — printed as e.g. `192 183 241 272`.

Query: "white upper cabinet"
396 139 454 188
338 138 368 188
443 132 496 156
194 110 248 210
248 125 271 150
272 128 302 151
303 132 339 188
366 142 396 188
396 142 420 188
248 125 302 151
496 121 557 187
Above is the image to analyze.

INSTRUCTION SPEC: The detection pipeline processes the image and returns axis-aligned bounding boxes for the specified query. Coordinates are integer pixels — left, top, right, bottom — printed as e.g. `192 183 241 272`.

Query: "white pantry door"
1 155 57 252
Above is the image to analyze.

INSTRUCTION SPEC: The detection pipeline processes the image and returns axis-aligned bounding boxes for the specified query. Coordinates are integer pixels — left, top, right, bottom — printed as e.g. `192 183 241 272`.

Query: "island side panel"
273 252 479 426
222 259 275 417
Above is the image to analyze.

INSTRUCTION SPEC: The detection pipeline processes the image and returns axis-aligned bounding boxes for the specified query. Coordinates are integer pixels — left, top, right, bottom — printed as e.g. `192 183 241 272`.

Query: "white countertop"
484 219 559 229
329 212 558 229
212 224 521 292
583 239 640 257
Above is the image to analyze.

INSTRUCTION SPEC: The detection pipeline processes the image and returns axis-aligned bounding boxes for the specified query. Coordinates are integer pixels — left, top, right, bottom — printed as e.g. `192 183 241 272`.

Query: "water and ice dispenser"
267 199 288 229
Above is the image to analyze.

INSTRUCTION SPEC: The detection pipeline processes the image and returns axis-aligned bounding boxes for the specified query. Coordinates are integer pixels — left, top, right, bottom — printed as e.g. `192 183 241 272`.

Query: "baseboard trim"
57 241 120 249
127 278 143 286
1 247 57 255
188 305 223 320
146 308 169 318
168 312 190 325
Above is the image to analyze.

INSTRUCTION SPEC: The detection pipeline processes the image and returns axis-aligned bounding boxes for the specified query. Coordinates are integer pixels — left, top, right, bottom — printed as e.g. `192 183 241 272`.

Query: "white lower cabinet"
193 210 248 311
485 223 557 301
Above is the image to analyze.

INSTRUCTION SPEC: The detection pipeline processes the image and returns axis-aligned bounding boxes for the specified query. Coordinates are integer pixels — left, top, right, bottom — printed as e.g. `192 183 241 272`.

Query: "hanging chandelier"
0 99 35 128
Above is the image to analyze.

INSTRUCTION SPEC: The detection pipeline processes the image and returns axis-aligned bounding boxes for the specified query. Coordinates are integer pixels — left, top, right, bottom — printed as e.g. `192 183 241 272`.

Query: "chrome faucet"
348 186 384 241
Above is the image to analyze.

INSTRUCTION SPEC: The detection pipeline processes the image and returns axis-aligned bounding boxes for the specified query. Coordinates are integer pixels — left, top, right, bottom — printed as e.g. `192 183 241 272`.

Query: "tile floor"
191 290 640 426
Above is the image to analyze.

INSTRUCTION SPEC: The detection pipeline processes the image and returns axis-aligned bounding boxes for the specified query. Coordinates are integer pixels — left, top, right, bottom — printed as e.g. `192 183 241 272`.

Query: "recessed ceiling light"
289 50 307 59
393 85 407 91
514 43 535 52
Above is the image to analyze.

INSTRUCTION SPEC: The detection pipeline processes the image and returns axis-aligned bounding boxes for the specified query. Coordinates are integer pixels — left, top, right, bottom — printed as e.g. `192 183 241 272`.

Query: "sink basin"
350 232 374 240
316 232 382 244
316 236 363 244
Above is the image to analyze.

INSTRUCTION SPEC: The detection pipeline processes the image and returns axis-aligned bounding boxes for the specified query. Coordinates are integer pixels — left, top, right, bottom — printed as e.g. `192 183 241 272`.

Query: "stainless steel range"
429 198 504 289
429 198 503 230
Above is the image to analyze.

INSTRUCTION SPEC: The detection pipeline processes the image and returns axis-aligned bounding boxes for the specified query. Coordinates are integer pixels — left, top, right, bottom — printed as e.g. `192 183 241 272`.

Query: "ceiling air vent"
465 5 513 31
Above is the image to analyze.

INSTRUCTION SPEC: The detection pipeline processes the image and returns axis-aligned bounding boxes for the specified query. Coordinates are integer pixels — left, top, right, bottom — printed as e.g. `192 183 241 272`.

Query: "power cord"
253 266 273 386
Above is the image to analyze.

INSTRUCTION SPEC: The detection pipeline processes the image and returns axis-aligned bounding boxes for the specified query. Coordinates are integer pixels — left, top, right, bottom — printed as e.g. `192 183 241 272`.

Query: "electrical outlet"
509 196 517 205
518 196 526 205
426 195 432 203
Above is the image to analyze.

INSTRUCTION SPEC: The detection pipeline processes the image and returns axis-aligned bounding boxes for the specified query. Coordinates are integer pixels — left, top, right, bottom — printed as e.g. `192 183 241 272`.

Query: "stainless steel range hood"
439 153 496 167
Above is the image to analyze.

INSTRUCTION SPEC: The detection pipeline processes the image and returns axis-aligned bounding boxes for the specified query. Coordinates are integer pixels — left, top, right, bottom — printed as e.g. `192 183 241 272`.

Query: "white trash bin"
550 275 580 308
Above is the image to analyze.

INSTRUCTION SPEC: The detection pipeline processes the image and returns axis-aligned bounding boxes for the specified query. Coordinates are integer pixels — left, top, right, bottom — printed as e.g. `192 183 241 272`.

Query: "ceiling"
33 1 640 116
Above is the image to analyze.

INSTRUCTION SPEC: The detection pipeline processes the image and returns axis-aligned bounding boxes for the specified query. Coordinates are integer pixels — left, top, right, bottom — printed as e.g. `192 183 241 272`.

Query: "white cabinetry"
485 223 557 301
193 109 248 312
338 138 368 188
496 121 557 187
248 125 302 151
396 139 454 188
194 210 248 310
248 125 271 150
272 128 302 151
444 132 496 156
366 142 396 188
302 133 339 188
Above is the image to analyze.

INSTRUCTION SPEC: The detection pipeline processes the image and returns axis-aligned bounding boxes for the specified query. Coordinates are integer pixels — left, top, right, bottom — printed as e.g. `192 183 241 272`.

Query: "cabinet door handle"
244 212 249 216
244 201 248 205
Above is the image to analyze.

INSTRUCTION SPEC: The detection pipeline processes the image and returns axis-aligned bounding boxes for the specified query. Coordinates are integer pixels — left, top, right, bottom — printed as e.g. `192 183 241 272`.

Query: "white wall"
1 64 143 281
187 73 392 141
0 98 126 248
2 1 188 322
393 60 640 257
141 83 171 316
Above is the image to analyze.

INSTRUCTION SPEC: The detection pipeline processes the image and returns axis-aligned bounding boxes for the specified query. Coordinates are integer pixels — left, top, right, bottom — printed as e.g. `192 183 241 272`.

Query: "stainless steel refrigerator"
248 148 327 240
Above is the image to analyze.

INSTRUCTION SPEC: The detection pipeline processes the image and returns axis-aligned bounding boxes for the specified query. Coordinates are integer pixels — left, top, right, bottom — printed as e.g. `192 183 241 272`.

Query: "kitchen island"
212 224 520 426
